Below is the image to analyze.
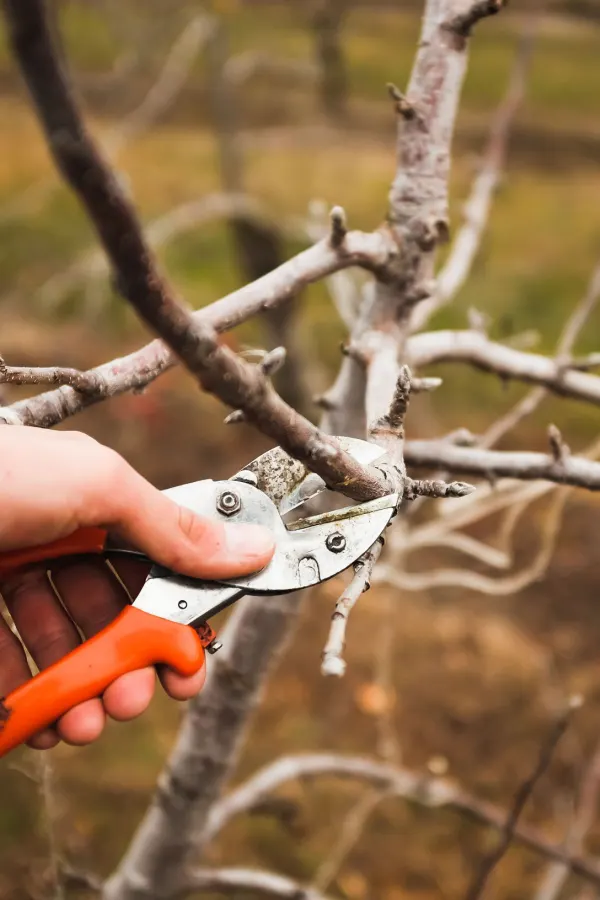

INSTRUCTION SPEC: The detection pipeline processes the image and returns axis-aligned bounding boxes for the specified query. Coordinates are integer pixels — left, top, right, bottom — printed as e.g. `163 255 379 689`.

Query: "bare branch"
223 50 318 87
444 0 505 39
0 15 213 226
465 696 581 900
321 540 383 677
369 364 412 435
205 752 600 886
38 193 273 312
535 739 600 900
4 229 389 429
480 386 546 449
406 330 600 408
412 25 534 331
4 2 396 506
404 478 475 500
0 359 105 395
106 15 216 154
311 789 388 892
405 530 511 569
376 488 568 594
404 440 600 491
556 264 600 359
187 867 332 900
479 262 600 448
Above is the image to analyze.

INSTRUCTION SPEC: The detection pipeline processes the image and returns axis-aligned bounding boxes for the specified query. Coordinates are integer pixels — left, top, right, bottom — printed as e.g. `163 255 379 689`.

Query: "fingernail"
224 523 275 564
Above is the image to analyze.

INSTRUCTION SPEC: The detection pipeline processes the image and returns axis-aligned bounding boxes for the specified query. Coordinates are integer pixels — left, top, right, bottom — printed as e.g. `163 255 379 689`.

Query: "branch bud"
329 206 347 249
224 409 247 425
548 424 570 462
261 346 287 376
386 82 416 120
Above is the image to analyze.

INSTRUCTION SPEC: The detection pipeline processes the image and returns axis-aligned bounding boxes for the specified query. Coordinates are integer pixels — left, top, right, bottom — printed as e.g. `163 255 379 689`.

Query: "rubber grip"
0 606 205 758
0 526 108 578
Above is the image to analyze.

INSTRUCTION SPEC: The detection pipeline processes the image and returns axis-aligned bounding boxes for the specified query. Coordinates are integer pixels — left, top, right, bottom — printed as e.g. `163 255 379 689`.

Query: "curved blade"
232 436 387 514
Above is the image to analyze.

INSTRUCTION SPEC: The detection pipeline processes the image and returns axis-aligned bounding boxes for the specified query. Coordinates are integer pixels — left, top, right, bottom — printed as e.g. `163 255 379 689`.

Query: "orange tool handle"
0 526 108 579
0 606 205 758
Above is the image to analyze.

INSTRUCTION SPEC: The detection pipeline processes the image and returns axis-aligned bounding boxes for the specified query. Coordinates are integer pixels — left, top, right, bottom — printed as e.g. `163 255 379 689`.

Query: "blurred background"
1 1 600 898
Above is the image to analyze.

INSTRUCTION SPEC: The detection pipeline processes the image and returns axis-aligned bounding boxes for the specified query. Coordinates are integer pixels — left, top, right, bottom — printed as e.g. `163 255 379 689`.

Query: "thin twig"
321 541 383 677
534 739 600 900
465 696 582 900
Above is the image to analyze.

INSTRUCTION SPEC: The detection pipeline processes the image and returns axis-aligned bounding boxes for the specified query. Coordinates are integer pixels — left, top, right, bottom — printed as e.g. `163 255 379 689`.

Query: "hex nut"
216 490 242 516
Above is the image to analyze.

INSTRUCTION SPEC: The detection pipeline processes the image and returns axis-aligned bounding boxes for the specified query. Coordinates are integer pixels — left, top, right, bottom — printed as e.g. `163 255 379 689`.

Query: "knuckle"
1 567 49 601
176 505 213 546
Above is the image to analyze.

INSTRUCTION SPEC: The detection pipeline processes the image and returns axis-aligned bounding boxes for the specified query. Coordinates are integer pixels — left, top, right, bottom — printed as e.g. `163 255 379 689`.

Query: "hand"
0 426 275 750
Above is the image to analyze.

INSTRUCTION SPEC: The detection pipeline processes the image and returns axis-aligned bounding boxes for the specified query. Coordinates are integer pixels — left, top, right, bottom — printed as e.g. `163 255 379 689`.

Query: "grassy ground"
1 2 600 898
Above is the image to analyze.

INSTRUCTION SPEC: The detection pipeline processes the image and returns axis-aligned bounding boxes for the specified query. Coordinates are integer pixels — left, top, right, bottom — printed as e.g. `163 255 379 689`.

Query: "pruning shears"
0 437 397 758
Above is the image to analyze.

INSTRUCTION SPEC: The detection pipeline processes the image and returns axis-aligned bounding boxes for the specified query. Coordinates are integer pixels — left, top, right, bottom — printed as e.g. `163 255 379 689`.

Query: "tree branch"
186 867 332 900
404 440 600 491
411 24 534 331
4 0 397 502
204 752 600 887
2 228 389 429
0 358 105 394
321 540 383 677
465 696 580 900
406 330 600 407
375 487 568 594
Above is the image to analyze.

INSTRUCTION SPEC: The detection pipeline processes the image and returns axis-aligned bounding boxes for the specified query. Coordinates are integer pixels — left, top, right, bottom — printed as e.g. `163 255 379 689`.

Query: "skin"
0 427 275 750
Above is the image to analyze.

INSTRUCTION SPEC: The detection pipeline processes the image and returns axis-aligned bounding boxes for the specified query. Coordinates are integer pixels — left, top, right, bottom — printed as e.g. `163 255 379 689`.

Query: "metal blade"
231 436 387 514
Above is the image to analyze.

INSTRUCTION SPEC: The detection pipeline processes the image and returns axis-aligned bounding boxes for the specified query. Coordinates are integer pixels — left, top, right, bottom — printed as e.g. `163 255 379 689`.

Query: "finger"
55 701 105 745
158 665 206 701
110 557 150 601
102 668 156 721
0 610 61 751
2 568 105 746
0 609 33 696
50 558 127 637
110 558 206 702
74 447 275 581
2 568 80 671
51 560 157 723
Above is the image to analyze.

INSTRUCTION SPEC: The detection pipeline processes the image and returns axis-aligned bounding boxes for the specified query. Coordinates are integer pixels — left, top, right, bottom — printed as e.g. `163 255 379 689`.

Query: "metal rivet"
206 639 223 654
178 600 188 610
216 489 242 516
326 532 346 553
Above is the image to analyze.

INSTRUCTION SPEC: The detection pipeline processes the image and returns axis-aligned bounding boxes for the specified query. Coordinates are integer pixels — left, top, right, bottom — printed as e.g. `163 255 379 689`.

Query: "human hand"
0 427 275 750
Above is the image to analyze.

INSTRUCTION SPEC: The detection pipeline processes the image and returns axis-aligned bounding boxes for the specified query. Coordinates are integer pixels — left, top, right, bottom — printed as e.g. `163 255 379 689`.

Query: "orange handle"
0 526 108 579
0 606 205 758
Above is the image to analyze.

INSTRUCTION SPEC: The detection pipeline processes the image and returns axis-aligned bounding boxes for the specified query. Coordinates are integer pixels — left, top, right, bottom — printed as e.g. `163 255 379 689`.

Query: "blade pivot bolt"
326 532 346 553
217 490 242 516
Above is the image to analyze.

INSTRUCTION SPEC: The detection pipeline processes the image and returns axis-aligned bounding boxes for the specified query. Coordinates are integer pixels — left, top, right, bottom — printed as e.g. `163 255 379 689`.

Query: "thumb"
96 465 275 581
